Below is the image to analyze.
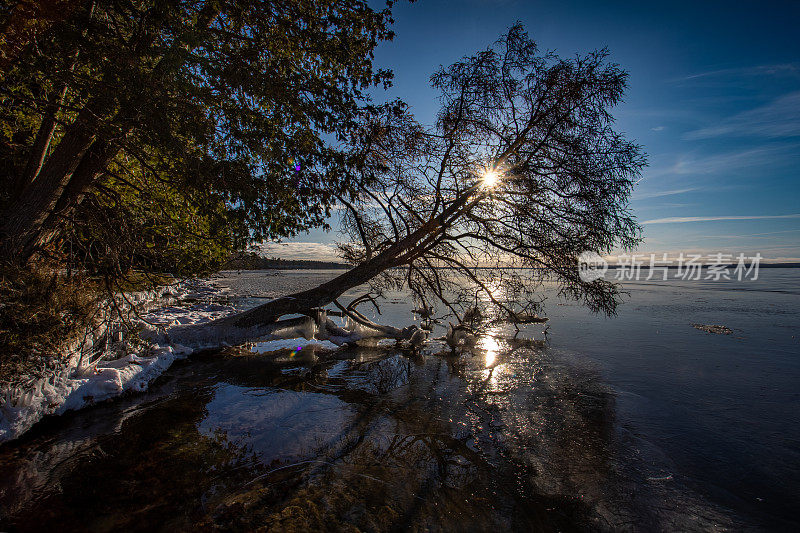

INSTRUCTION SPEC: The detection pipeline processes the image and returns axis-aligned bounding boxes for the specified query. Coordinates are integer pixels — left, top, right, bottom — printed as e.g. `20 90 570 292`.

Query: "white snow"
0 279 237 444
252 338 340 353
0 343 193 443
0 275 416 444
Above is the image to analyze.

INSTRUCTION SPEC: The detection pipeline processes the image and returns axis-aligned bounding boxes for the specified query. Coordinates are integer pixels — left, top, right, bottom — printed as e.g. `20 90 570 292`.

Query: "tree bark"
13 1 95 196
0 104 103 263
0 1 219 265
34 129 131 251
14 84 68 195
164 183 487 348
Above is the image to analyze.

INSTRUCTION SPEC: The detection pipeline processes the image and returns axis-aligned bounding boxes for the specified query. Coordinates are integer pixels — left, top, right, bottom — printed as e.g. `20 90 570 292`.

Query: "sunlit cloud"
257 242 341 262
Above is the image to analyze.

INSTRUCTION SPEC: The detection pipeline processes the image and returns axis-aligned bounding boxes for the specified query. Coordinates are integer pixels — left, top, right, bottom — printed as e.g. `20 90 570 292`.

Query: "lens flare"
481 169 499 189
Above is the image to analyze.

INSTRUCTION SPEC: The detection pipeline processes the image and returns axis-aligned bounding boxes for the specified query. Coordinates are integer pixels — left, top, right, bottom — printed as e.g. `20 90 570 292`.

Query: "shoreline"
0 272 350 445
0 279 226 444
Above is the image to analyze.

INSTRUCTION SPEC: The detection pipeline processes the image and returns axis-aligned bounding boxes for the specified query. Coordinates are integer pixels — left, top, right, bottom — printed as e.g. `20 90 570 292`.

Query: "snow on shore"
0 276 339 444
0 343 194 443
0 272 350 443
0 280 216 443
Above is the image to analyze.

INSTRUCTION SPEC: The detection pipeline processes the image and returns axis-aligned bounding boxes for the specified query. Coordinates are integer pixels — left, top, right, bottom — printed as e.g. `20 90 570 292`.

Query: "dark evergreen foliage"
0 0 401 278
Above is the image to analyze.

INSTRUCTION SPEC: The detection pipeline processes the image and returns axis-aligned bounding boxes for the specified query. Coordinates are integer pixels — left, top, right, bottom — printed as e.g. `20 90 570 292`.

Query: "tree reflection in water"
0 337 734 531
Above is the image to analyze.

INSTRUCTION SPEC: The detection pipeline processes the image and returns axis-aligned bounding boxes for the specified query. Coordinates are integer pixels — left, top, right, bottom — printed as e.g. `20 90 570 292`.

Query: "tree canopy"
1 3 646 366
335 23 645 318
0 0 400 278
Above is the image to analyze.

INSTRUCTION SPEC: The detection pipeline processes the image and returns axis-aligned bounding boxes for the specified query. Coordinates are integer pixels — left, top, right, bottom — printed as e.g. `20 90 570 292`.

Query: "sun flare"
481 168 499 189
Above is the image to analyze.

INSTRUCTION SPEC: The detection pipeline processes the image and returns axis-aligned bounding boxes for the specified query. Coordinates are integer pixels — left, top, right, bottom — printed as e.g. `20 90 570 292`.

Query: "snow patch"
252 338 340 353
0 279 232 444
0 275 407 445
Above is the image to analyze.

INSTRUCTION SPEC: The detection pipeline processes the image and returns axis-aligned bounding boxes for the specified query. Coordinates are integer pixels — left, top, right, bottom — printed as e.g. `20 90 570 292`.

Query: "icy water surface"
0 269 798 531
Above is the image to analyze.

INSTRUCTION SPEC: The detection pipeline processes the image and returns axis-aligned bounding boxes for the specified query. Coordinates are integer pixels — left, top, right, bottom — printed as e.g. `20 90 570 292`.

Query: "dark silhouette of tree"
168 24 645 348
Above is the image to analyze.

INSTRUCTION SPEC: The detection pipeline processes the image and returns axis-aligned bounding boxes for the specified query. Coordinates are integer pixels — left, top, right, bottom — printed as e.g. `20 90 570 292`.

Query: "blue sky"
269 0 800 262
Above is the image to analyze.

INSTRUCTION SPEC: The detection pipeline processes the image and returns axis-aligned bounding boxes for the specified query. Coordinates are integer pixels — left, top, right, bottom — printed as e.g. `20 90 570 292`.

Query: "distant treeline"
224 254 800 272
224 253 350 270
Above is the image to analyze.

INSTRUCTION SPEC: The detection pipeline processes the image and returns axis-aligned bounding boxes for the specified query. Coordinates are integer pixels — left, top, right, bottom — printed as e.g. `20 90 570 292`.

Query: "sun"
481 168 499 189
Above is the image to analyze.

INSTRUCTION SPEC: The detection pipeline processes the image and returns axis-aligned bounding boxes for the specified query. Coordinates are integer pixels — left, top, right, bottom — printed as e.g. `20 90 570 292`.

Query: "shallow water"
1 269 798 531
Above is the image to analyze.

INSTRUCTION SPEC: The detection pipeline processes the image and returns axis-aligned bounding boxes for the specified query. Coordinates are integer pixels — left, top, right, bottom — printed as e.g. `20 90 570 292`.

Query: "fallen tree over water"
163 25 644 351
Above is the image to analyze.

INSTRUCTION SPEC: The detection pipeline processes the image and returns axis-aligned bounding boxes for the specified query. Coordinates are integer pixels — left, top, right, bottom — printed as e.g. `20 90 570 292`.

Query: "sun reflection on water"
479 334 501 369
478 279 505 304
475 330 507 393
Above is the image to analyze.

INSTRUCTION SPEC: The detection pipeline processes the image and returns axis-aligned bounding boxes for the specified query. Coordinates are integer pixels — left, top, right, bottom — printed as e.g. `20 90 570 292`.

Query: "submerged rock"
692 324 733 335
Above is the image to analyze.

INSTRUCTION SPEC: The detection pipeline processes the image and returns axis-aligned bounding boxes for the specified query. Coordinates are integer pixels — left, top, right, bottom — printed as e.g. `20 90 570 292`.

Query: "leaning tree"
165 24 645 349
0 0 399 272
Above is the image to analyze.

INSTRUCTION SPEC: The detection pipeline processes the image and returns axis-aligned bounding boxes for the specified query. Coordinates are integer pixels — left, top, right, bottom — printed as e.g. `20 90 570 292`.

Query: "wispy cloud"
651 125 665 132
655 202 697 209
671 147 784 174
681 63 800 82
640 144 798 183
632 187 698 200
257 242 341 261
604 248 800 262
685 91 800 139
691 229 800 241
643 213 800 224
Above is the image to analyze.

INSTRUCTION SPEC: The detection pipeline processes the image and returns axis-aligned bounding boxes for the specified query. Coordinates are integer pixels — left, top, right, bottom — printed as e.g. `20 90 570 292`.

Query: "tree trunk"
165 255 397 347
0 91 121 263
34 130 130 251
0 105 103 263
14 85 67 195
164 217 445 348
13 2 94 196
0 2 218 265
163 187 482 349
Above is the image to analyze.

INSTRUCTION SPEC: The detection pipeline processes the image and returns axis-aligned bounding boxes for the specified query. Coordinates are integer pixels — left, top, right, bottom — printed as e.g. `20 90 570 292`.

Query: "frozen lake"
1 268 798 530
